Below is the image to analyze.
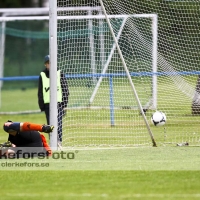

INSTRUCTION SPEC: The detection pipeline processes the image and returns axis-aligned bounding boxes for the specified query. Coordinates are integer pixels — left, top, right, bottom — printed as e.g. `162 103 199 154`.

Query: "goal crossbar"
0 14 157 22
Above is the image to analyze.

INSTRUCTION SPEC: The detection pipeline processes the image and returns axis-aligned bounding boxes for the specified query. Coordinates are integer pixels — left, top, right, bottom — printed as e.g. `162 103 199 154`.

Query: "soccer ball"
151 111 166 126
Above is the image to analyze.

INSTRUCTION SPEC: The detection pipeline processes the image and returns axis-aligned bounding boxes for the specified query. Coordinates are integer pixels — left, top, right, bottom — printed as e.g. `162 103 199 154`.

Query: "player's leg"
44 106 50 138
57 104 64 143
22 122 54 133
44 105 50 124
3 121 54 133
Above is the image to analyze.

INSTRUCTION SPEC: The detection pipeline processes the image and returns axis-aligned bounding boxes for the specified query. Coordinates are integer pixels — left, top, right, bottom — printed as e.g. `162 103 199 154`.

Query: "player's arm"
3 121 54 136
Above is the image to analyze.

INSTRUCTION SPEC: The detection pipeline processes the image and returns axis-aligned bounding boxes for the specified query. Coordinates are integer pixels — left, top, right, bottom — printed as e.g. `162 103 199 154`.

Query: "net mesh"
57 1 200 147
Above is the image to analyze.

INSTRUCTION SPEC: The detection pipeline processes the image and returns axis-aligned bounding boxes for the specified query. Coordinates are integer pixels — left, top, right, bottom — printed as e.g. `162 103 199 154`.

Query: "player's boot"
42 125 54 133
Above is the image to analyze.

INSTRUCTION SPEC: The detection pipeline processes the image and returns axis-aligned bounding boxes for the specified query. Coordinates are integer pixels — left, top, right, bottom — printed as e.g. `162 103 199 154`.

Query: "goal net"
54 1 200 147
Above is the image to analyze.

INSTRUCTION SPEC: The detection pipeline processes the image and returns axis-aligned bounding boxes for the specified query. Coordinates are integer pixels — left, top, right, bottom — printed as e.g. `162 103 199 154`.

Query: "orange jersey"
40 134 52 156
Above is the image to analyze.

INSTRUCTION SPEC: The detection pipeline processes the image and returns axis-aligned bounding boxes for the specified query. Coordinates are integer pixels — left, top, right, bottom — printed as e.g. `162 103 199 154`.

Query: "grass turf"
0 85 200 199
1 171 200 200
1 146 200 200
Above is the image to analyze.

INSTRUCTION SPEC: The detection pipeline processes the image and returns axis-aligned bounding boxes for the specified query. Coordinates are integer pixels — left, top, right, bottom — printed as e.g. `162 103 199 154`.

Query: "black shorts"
9 130 43 147
0 131 49 159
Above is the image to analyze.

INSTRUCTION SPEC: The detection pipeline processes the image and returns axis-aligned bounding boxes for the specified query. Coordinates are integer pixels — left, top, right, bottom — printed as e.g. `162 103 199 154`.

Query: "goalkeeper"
0 121 54 158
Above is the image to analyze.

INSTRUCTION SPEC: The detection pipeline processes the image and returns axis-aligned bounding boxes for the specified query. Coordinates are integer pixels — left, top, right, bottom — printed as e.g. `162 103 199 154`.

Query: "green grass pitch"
0 81 200 199
0 114 200 199
1 170 200 200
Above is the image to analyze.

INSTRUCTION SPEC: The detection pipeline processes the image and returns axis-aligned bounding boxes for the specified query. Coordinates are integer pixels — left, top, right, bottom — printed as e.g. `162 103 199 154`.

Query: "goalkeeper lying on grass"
0 121 54 158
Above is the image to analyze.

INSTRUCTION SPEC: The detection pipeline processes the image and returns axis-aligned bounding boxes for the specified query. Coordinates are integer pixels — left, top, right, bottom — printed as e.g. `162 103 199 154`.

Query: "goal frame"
49 0 158 148
0 4 158 149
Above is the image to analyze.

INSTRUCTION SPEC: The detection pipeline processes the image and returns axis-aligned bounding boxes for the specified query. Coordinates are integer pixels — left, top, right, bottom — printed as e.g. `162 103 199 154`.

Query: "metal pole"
152 15 158 110
88 10 96 85
49 0 58 150
0 14 6 108
109 76 115 126
98 0 157 146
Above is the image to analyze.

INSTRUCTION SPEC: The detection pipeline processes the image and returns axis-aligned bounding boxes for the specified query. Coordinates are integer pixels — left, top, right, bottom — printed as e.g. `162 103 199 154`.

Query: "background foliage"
0 0 45 8
1 0 199 89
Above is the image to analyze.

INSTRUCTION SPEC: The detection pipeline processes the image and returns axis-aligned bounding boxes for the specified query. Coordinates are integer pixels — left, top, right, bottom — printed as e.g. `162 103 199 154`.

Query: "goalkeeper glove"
0 141 12 150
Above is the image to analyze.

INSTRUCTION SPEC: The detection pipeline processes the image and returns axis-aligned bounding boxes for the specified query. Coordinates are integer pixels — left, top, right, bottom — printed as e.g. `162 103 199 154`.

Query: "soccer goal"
50 0 200 148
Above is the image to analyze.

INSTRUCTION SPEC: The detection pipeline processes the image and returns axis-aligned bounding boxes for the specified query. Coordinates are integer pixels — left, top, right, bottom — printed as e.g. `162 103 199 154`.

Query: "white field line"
61 146 150 151
7 193 200 198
